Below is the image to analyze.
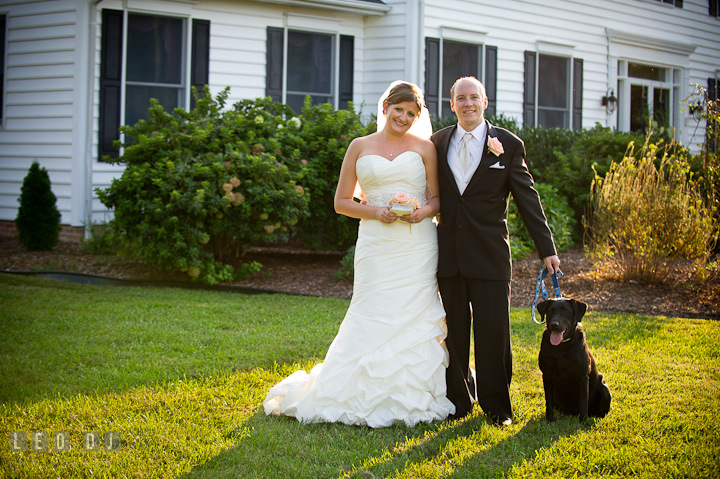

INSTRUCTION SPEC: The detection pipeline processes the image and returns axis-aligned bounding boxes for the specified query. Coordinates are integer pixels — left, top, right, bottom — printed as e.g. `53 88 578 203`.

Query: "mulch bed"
1 236 717 319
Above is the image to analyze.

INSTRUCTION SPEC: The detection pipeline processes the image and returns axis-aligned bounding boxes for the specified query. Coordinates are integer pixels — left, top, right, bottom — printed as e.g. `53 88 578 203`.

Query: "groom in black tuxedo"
432 77 560 425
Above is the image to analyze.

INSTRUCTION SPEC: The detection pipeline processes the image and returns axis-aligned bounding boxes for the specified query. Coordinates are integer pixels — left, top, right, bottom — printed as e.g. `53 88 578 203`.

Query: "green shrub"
509 182 575 259
294 100 375 250
333 245 355 282
15 161 61 251
97 88 309 284
588 137 716 283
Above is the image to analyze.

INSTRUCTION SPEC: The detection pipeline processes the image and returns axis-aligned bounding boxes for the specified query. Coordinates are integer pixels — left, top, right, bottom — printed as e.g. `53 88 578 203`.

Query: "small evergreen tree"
15 161 61 251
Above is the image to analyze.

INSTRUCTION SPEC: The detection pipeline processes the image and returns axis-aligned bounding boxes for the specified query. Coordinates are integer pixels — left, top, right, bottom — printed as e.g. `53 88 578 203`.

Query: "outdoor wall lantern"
689 101 704 122
602 88 618 114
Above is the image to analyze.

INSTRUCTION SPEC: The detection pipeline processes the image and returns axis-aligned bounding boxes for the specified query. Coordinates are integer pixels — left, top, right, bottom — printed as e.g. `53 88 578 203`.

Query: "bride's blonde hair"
384 82 425 112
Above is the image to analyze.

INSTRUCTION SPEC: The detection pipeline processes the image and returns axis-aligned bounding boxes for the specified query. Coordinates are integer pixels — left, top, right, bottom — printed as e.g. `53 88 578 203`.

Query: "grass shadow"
179 408 587 478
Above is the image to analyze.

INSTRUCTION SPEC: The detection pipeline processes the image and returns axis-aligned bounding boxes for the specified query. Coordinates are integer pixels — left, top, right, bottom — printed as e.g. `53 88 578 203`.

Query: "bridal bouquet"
389 192 420 216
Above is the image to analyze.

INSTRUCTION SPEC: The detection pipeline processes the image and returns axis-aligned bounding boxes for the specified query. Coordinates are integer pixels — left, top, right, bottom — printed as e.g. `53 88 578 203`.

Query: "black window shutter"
266 27 284 103
484 45 497 118
99 9 123 160
524 51 536 127
339 35 354 110
572 58 583 131
711 0 718 17
675 0 682 7
191 19 210 109
425 37 440 117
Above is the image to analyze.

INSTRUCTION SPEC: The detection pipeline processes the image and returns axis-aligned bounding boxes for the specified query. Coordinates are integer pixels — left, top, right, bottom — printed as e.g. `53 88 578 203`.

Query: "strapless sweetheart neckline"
357 151 422 162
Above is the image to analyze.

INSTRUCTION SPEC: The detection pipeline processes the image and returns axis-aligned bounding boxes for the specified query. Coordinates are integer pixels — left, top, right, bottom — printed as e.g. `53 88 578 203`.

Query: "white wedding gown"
263 152 455 427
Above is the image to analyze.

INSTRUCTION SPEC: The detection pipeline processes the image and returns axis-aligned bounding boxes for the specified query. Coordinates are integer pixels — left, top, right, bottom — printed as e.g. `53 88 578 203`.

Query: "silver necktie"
460 132 473 173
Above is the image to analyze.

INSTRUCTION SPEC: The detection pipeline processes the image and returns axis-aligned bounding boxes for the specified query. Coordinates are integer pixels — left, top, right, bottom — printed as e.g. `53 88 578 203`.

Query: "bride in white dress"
263 81 455 427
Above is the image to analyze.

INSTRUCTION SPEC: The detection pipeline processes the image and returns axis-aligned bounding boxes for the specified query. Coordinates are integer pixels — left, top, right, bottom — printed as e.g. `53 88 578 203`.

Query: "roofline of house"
245 0 391 16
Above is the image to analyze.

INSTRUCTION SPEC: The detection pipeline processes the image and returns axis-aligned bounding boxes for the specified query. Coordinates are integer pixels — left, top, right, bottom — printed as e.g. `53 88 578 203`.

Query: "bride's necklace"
384 132 406 158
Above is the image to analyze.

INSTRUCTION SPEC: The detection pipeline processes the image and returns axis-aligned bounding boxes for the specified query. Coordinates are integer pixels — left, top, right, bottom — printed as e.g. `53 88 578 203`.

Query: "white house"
0 0 718 241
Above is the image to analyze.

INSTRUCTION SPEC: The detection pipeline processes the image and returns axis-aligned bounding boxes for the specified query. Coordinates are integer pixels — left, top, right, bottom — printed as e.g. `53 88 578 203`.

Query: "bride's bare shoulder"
407 135 437 158
350 132 383 158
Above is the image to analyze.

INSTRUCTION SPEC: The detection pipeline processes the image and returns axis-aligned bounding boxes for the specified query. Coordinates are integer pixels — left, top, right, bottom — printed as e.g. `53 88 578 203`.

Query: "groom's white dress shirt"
447 121 487 195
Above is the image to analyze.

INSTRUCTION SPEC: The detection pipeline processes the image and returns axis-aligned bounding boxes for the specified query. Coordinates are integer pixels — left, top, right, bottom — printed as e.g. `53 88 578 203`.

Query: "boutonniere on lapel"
487 137 504 156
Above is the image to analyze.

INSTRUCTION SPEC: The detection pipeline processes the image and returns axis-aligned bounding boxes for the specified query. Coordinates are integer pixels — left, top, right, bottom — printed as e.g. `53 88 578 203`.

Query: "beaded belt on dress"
364 192 427 207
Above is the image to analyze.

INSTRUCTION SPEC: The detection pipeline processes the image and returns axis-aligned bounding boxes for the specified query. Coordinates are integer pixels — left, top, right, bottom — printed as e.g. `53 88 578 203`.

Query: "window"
656 0 683 6
616 61 679 134
1 14 5 126
124 15 185 129
524 52 583 130
424 37 497 118
266 27 354 113
98 9 210 160
711 0 719 18
538 55 570 128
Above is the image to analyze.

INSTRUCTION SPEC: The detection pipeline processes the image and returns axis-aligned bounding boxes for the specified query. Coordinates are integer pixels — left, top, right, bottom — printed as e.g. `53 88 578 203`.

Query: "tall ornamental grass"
588 135 716 283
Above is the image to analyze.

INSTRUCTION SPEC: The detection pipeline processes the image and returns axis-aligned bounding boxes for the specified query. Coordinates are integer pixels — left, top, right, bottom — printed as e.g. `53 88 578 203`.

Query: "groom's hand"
543 255 560 275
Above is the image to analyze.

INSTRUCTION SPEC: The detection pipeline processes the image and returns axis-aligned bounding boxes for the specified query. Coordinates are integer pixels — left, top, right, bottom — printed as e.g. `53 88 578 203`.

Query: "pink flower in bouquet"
229 177 241 187
389 192 410 205
487 137 504 156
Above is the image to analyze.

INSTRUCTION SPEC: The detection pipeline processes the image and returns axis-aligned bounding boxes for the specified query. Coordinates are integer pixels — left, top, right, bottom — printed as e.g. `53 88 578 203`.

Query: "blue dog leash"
531 264 563 324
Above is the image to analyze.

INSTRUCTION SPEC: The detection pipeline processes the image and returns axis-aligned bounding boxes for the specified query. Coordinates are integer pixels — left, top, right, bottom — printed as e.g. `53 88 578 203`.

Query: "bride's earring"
383 109 387 115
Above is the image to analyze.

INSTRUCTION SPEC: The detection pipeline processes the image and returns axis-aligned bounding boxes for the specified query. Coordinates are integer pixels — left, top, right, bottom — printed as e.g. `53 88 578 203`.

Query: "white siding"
422 0 720 151
0 0 717 228
0 0 78 225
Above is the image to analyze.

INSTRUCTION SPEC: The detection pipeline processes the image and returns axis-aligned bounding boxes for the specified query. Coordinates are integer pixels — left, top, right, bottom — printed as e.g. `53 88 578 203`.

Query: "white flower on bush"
254 115 264 124
288 117 301 129
188 267 200 278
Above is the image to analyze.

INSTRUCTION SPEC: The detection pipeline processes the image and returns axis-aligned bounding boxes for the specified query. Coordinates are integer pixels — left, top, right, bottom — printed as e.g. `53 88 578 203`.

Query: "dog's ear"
571 299 588 322
536 300 550 320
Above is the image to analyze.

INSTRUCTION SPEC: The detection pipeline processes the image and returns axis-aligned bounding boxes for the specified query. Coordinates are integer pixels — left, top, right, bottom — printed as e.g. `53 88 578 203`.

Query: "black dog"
537 298 611 422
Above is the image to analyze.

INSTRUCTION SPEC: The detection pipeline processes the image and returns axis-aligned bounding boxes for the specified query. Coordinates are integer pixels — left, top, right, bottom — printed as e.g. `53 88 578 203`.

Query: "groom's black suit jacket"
432 122 557 280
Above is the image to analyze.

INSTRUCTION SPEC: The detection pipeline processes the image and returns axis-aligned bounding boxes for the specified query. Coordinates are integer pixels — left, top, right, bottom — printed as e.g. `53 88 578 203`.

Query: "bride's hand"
398 205 431 224
376 207 398 224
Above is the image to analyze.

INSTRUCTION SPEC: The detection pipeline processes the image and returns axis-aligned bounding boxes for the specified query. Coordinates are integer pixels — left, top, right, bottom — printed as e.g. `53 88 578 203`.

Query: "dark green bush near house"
334 245 355 282
294 100 375 250
97 88 309 284
508 182 575 260
528 125 648 241
15 161 61 251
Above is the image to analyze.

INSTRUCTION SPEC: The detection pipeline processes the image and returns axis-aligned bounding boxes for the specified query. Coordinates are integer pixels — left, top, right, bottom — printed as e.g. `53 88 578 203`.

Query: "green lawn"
1 273 718 478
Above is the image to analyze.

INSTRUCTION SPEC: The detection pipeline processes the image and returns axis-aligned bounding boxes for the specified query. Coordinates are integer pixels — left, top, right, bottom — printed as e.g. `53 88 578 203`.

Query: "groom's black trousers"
439 274 513 420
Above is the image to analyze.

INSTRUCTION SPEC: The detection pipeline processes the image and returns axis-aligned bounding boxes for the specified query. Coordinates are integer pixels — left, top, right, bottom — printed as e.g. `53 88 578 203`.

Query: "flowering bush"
97 88 309 284
293 100 375 250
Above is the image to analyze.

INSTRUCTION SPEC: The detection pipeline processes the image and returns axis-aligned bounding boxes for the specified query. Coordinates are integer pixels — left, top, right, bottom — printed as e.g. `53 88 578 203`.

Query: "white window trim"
616 60 681 134
281 15 341 109
534 52 575 130
436 35 486 118
118 8 191 149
